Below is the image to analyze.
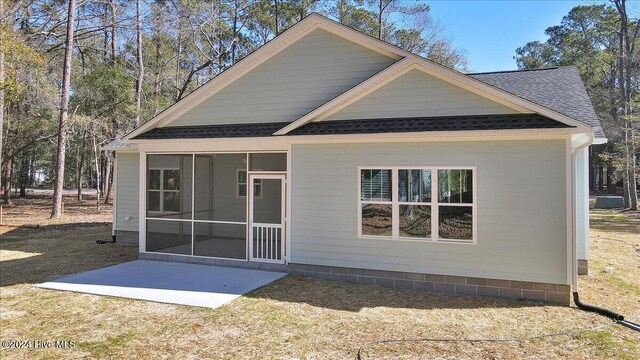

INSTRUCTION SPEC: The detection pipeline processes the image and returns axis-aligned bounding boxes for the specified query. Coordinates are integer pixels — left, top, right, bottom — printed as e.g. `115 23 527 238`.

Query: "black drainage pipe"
573 292 624 321
96 235 116 244
573 292 640 333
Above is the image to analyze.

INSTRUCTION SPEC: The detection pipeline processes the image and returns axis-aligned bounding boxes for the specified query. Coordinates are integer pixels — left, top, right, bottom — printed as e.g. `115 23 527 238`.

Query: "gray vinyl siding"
115 152 139 232
167 29 395 127
290 140 569 284
326 69 520 121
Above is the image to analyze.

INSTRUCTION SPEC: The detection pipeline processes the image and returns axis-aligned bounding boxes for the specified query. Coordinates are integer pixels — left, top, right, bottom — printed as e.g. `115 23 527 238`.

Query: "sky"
426 0 593 72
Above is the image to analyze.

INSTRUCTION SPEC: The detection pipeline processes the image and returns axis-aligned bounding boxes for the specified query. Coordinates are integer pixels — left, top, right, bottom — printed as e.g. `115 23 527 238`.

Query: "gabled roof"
123 13 404 141
125 13 601 142
133 114 572 140
469 66 604 139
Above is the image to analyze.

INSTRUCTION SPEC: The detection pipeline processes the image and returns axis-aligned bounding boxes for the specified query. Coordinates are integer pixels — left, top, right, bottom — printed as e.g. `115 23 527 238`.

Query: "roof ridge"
467 67 560 76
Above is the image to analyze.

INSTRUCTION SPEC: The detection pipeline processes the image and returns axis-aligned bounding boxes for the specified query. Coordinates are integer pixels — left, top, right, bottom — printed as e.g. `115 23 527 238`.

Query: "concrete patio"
35 260 287 308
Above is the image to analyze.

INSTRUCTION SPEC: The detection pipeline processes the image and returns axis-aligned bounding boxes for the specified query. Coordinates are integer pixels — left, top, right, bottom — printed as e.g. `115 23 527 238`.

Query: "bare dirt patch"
1 193 112 237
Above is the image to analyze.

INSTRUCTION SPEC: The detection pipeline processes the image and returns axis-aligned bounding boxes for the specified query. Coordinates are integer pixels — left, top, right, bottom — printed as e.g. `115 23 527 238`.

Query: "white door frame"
248 173 286 264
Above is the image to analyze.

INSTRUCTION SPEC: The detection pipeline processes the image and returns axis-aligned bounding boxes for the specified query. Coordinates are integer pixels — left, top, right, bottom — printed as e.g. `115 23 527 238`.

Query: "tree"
613 0 639 210
51 0 76 218
135 0 144 128
2 0 469 207
515 3 639 208
0 0 4 192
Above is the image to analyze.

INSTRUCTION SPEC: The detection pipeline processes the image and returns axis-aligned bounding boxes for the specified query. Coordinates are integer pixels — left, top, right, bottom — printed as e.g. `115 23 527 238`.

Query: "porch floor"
34 260 287 308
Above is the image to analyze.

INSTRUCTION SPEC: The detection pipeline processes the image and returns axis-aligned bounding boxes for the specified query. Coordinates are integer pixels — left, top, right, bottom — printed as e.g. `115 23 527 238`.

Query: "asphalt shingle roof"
133 114 571 140
468 66 605 138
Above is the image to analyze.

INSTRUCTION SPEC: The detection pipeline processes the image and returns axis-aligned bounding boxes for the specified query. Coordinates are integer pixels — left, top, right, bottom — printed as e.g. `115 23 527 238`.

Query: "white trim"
132 129 583 153
249 174 287 264
139 152 147 252
565 137 573 286
112 153 118 236
357 166 477 244
286 144 292 263
569 133 593 290
191 154 195 256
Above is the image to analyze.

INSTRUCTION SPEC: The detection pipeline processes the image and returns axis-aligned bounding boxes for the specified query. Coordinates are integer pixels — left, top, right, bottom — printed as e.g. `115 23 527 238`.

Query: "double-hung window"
358 167 475 243
148 168 181 213
237 169 262 198
360 169 393 237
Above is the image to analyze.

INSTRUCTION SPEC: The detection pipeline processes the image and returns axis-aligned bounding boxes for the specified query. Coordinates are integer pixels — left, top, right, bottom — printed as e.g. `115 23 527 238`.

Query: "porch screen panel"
146 219 192 255
194 154 247 222
193 223 246 259
146 154 192 220
249 153 287 171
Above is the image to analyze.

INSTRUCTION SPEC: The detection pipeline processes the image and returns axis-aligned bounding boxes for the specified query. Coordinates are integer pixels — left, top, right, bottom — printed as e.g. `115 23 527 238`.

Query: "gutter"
570 132 593 290
569 131 640 332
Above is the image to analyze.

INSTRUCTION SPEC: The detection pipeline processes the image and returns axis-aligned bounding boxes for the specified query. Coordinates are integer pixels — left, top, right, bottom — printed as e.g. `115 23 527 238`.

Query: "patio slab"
35 260 287 308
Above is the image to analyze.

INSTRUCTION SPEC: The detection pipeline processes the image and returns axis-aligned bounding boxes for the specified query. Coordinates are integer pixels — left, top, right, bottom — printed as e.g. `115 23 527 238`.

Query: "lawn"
1 195 639 359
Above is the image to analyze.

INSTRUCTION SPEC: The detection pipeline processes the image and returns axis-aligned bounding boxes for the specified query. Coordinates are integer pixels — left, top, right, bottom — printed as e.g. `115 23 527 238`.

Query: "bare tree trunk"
598 165 603 192
110 0 117 62
274 0 279 35
175 20 182 100
77 131 86 201
232 1 238 63
92 134 101 211
614 0 638 210
588 147 595 192
3 158 11 204
377 0 383 39
51 0 76 218
607 166 616 194
18 157 27 197
135 0 144 128
0 0 5 189
103 157 112 204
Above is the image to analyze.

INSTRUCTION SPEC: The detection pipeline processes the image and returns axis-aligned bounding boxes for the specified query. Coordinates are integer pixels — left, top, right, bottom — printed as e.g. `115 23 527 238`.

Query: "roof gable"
324 68 520 121
166 28 395 127
124 13 597 142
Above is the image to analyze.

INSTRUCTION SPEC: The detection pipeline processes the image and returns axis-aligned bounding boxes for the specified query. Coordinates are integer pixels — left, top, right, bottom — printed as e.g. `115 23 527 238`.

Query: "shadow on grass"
243 274 552 312
0 223 137 287
589 209 640 236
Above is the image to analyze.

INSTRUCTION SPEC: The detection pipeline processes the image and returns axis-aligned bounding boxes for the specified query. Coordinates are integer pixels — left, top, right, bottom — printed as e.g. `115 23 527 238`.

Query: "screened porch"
143 152 287 263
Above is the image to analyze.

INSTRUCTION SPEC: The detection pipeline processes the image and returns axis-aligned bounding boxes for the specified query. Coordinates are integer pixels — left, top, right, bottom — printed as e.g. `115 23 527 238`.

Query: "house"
104 14 606 305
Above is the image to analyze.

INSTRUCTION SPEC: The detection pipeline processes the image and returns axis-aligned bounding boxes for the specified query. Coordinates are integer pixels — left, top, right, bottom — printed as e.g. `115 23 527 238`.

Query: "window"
237 169 261 198
148 168 181 213
360 169 392 236
437 169 473 241
358 167 475 243
398 169 431 239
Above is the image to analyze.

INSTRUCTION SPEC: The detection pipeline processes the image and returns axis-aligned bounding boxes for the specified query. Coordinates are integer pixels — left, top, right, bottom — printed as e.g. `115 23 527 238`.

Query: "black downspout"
573 292 623 320
574 292 640 332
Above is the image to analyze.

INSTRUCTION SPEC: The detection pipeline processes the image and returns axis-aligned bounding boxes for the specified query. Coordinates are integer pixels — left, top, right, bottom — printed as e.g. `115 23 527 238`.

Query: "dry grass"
1 196 639 359
1 193 112 236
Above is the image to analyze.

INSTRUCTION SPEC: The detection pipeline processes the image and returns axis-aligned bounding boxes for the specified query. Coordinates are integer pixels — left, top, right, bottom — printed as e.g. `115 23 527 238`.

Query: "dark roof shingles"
469 66 604 138
133 114 571 140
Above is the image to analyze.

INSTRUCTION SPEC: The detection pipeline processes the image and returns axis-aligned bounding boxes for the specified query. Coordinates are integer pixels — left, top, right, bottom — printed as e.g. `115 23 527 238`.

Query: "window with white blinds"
358 167 476 244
